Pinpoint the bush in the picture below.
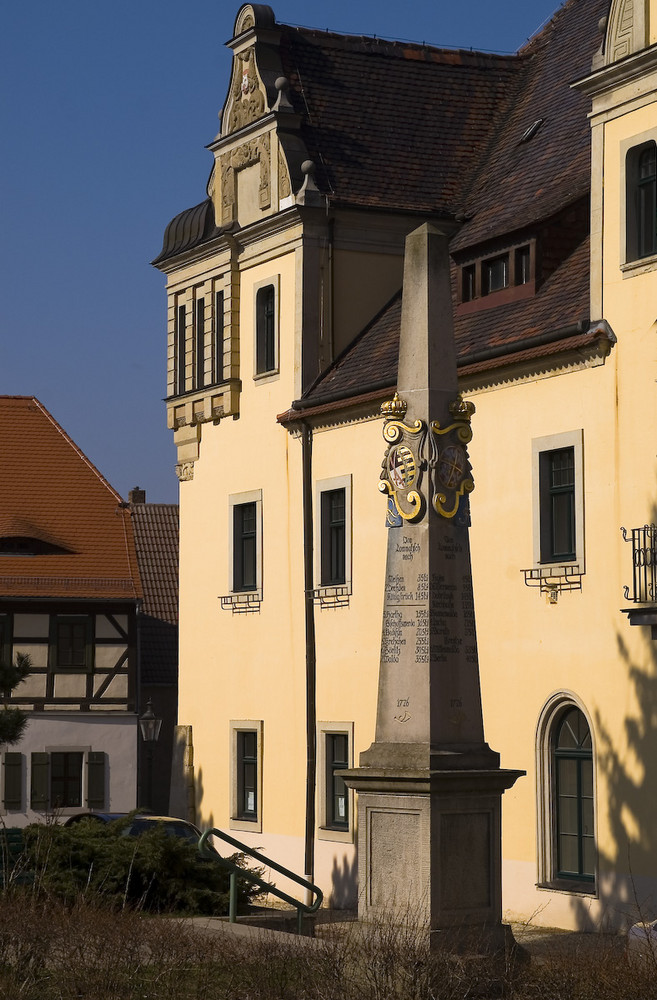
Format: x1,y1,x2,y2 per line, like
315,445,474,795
21,817,265,915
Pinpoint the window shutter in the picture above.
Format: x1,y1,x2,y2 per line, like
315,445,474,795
86,752,106,809
3,753,22,810
30,753,50,811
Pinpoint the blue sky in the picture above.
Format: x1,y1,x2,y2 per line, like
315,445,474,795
1,0,563,503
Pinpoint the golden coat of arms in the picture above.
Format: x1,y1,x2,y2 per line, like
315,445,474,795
379,393,475,523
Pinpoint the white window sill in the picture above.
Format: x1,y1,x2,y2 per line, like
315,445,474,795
230,816,262,834
317,825,354,844
621,252,657,276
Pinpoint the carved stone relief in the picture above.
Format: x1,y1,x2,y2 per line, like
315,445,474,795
228,47,266,133
606,0,648,63
176,462,195,482
278,145,291,200
613,0,634,59
219,133,271,226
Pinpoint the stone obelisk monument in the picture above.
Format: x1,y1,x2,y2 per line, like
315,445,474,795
343,223,523,950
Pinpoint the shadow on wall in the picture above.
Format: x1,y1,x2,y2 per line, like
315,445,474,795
195,766,215,832
568,533,657,931
330,850,358,909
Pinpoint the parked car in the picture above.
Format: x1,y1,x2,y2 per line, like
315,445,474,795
63,813,213,849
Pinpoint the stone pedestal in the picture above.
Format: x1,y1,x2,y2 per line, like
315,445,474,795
342,223,524,952
347,767,522,949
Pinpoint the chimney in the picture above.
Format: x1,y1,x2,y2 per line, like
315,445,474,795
129,486,146,505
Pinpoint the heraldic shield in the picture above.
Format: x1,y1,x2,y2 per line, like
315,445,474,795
379,393,475,525
379,394,427,523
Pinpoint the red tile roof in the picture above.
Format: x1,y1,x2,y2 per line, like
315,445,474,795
0,397,141,601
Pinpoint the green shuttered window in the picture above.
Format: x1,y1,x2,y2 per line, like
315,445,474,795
3,753,22,810
29,750,106,811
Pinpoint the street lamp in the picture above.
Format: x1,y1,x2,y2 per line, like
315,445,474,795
139,699,162,812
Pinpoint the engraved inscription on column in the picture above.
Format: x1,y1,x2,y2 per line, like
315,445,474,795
429,571,460,663
461,575,478,663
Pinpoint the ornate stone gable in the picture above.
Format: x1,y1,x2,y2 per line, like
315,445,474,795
227,47,266,133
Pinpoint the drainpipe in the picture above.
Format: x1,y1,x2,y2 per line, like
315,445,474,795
301,420,317,900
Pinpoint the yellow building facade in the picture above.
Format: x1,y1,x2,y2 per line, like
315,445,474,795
156,0,657,930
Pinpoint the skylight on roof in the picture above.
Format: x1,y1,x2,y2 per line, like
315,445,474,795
520,118,545,144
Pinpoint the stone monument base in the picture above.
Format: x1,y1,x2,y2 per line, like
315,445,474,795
343,764,524,951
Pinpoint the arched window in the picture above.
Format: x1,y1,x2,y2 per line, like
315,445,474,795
553,707,595,882
536,696,596,891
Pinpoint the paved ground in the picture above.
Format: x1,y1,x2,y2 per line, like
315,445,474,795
186,911,627,960
508,921,625,959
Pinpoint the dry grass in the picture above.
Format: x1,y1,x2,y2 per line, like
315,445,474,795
0,893,656,999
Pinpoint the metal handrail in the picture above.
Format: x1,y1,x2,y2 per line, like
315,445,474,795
198,827,323,935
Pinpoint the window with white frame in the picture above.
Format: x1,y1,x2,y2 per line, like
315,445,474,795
621,129,657,270
626,140,657,263
536,696,596,892
317,721,354,843
315,476,352,601
532,431,584,571
253,277,279,378
229,720,263,833
228,491,263,596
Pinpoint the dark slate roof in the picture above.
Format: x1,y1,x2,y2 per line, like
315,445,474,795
130,503,179,687
453,0,610,252
278,0,611,418
280,232,593,417
153,199,221,266
279,33,521,216
299,292,402,403
454,235,591,357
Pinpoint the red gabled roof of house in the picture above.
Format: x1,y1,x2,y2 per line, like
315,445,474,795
0,396,141,601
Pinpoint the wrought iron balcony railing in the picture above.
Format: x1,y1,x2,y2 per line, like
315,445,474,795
621,524,657,604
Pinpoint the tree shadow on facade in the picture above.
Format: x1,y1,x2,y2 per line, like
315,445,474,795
329,849,358,909
569,621,657,931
